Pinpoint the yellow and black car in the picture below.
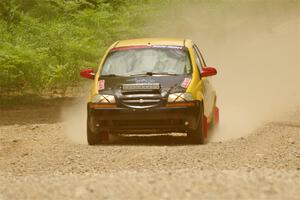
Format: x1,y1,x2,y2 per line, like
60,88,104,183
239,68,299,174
80,38,219,145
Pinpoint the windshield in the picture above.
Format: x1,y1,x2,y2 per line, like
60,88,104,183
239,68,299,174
101,47,192,76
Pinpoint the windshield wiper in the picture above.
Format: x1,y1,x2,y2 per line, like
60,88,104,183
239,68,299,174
131,72,179,76
101,74,130,77
152,72,179,76
101,74,118,77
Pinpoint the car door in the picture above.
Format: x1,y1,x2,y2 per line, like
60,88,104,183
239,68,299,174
192,44,216,121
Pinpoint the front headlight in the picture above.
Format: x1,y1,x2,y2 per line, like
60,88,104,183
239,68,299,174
167,92,194,102
91,94,116,103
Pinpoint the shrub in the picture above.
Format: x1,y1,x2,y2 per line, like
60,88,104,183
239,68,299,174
0,0,164,96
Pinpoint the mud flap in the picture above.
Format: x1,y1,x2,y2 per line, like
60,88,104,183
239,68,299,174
203,115,208,138
214,106,219,125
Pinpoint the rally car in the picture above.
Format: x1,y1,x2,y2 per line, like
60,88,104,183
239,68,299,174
80,38,218,145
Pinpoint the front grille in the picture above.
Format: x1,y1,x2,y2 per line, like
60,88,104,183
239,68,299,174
118,93,163,107
118,83,163,108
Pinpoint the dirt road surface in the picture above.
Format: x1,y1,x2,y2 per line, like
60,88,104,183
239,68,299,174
0,100,299,200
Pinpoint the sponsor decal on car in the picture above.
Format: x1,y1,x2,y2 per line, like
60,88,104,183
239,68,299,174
122,83,160,90
151,45,184,49
98,80,105,90
134,77,156,83
181,78,191,88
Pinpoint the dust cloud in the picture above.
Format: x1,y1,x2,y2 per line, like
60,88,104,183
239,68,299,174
61,98,88,144
147,0,300,140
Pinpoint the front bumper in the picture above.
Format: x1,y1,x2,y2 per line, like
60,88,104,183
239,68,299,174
87,101,202,134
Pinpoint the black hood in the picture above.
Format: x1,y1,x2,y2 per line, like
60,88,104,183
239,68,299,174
98,75,192,108
99,74,191,94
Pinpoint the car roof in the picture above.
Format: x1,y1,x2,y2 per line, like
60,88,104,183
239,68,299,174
115,38,188,48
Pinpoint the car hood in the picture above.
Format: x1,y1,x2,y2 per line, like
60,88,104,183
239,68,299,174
98,75,192,94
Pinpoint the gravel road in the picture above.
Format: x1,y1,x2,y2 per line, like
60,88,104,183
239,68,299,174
0,102,299,200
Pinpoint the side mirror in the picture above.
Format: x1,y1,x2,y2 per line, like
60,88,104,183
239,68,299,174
80,68,95,79
201,67,217,77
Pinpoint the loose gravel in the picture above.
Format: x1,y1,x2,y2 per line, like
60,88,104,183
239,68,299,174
0,106,299,200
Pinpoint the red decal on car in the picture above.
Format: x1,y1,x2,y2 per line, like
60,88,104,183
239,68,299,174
98,80,105,90
181,78,191,88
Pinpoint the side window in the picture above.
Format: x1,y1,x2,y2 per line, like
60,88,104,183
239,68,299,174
192,45,203,73
194,45,207,67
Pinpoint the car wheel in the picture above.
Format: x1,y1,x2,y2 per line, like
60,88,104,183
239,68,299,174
87,117,108,145
188,104,206,144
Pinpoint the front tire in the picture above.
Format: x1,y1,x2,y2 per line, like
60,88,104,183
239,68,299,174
87,123,101,145
188,103,206,144
87,117,108,145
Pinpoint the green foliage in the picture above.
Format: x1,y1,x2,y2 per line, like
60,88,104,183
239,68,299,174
0,0,163,96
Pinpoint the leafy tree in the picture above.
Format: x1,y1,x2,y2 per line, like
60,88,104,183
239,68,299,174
0,0,163,96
